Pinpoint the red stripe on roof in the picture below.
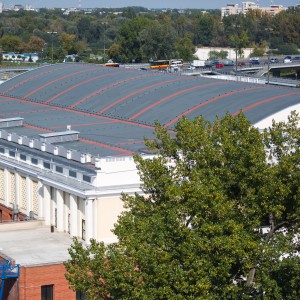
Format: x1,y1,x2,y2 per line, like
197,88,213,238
69,74,150,109
232,91,300,116
97,77,184,114
79,138,135,155
164,86,262,128
23,123,134,155
2,65,74,94
50,121,114,129
24,67,100,98
129,81,225,121
45,71,123,104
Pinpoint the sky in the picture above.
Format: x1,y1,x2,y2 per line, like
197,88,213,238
2,1,300,10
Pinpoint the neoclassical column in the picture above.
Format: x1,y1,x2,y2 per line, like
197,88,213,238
15,172,20,208
37,181,43,220
85,199,94,243
56,189,64,232
4,169,9,206
25,176,31,215
69,194,78,238
43,184,51,225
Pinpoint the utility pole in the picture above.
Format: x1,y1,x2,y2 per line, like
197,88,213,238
102,23,107,63
47,31,57,64
265,27,273,85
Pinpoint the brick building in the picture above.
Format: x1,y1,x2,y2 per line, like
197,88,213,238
0,222,79,300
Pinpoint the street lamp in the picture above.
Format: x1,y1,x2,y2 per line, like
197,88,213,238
233,24,240,74
265,27,273,84
102,23,107,63
47,31,57,64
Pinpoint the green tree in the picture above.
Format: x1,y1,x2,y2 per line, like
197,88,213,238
25,36,46,53
59,32,76,55
65,112,300,299
139,22,177,61
175,34,195,61
0,34,22,52
230,30,248,60
117,16,154,62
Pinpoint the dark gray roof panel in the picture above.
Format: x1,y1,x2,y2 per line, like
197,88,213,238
0,63,300,157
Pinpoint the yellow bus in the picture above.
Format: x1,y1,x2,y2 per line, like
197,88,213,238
149,60,170,69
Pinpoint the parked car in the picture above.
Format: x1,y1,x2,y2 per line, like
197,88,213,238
293,56,300,61
270,58,279,63
211,59,220,66
284,56,292,63
204,60,212,67
215,63,224,69
250,59,260,65
238,61,246,67
224,60,235,66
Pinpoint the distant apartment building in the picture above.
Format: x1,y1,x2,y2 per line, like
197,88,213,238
221,2,286,17
221,3,239,17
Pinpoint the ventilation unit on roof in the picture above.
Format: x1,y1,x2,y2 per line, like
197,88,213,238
0,117,24,128
39,130,79,144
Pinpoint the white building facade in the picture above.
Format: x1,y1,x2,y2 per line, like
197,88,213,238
0,118,145,244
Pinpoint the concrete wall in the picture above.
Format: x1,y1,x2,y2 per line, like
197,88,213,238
194,47,254,61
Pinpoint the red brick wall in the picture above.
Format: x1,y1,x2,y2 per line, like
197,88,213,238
0,203,27,223
18,263,76,300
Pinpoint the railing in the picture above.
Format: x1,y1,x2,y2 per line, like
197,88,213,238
0,260,20,279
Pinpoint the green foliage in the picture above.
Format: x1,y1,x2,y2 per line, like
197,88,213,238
209,50,228,60
65,112,300,299
0,8,300,62
250,46,266,57
175,34,195,61
275,43,299,55
230,30,248,57
0,34,22,52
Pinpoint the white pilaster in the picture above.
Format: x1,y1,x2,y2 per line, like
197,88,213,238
43,185,51,225
85,199,94,243
26,176,31,215
38,181,43,220
69,194,78,237
56,189,64,232
4,169,9,206
15,172,20,208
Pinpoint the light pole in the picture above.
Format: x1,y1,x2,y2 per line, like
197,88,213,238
233,24,240,74
102,23,107,63
265,27,273,85
47,31,57,64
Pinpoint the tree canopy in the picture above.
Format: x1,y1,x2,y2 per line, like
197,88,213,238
65,112,300,299
1,7,300,62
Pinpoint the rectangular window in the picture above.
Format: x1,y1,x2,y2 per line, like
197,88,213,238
76,291,86,300
69,170,77,178
20,154,26,161
9,150,16,157
0,147,5,154
41,285,53,300
55,166,63,173
43,162,51,169
31,158,38,165
82,175,91,183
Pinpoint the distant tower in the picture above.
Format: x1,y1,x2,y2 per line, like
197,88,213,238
78,0,82,9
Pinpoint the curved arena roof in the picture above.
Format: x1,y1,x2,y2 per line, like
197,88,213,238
0,63,300,157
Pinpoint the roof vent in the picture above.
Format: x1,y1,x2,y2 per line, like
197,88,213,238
0,117,24,128
39,130,79,144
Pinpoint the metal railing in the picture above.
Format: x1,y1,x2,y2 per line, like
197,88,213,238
0,260,20,279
